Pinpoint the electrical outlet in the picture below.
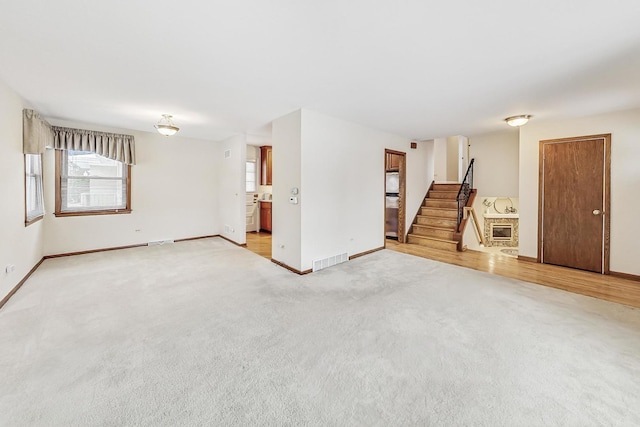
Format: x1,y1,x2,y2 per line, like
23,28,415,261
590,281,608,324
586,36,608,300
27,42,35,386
5,264,15,274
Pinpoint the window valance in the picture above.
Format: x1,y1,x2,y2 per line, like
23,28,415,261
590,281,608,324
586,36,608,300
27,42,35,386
52,127,136,165
23,109,136,165
23,109,53,154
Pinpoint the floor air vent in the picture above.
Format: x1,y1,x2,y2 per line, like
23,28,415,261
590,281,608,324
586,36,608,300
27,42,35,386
312,252,348,272
148,240,175,246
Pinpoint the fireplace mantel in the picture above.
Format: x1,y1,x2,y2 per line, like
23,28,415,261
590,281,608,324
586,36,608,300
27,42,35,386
483,216,519,247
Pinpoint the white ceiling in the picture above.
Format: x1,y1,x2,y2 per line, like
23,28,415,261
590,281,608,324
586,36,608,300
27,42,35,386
1,0,639,141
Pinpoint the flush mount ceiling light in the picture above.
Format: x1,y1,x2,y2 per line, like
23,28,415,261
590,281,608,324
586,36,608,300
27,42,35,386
154,114,180,136
505,115,531,127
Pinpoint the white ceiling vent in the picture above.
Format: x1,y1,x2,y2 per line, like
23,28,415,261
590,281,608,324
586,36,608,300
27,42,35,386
313,252,348,272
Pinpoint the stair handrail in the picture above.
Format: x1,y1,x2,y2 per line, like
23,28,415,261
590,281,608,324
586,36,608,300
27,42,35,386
456,158,475,232
464,206,485,246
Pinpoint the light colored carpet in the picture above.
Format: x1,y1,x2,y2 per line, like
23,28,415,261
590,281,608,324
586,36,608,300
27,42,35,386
1,238,639,426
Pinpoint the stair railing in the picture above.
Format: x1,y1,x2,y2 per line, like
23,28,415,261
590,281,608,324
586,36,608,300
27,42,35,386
456,158,475,232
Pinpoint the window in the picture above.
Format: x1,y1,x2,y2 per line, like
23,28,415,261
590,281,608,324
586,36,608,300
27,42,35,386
25,154,45,225
55,150,131,216
246,160,257,192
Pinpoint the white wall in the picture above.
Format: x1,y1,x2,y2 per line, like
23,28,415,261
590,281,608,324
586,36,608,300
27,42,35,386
271,110,302,270
43,119,220,254
519,107,640,275
217,134,247,244
458,136,469,182
468,130,519,197
299,109,433,272
433,138,447,182
0,79,44,301
446,136,459,181
435,135,470,183
246,145,258,161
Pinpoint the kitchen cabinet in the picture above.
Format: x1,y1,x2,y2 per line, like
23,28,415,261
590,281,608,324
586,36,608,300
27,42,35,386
261,145,273,185
386,152,401,171
259,201,272,232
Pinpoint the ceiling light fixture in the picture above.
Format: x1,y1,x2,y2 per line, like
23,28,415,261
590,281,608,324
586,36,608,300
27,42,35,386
154,114,180,136
505,115,531,127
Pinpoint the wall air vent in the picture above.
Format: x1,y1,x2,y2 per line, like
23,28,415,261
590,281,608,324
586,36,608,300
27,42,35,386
312,252,349,272
224,149,231,158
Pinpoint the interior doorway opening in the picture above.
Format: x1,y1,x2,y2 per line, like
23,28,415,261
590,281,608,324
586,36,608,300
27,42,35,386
385,150,406,243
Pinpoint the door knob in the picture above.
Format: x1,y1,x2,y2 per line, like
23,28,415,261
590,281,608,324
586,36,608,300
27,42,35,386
592,209,601,215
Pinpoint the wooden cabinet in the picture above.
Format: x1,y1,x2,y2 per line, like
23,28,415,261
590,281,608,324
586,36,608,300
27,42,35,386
261,145,273,185
386,152,401,171
259,201,272,232
259,146,273,231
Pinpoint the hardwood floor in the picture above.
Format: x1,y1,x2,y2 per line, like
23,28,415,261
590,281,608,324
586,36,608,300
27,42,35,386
244,232,640,308
245,232,272,259
386,240,640,309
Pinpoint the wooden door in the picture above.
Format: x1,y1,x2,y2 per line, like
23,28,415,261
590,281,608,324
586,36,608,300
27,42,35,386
539,135,610,273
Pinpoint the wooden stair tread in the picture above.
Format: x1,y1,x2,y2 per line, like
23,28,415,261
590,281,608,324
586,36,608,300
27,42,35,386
424,200,459,208
420,207,458,219
416,217,458,227
408,234,458,244
433,183,461,187
412,224,456,232
422,206,457,211
417,214,457,220
427,191,459,199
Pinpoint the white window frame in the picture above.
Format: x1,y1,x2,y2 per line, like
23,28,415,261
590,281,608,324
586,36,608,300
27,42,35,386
246,160,257,193
25,153,45,225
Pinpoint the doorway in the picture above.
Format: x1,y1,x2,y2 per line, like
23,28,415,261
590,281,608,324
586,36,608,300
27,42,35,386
385,149,406,243
538,134,611,273
433,136,469,183
245,231,272,259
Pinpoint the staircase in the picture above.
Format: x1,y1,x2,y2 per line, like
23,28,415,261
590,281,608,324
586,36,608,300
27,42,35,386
407,183,462,251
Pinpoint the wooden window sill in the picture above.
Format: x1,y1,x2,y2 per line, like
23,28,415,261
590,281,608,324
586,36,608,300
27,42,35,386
24,215,44,227
54,209,132,217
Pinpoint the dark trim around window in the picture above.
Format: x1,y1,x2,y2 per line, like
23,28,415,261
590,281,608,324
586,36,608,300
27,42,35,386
25,216,44,226
54,149,132,217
